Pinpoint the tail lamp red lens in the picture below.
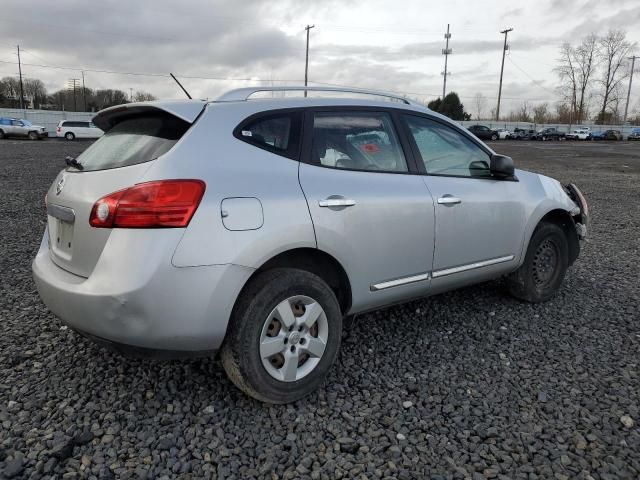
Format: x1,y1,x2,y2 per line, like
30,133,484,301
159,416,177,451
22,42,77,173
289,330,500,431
89,180,206,228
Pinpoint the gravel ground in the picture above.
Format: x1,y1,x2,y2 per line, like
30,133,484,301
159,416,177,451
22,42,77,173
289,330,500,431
0,139,639,479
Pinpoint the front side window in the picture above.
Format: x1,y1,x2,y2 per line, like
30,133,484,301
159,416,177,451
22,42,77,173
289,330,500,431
404,115,491,178
311,112,408,173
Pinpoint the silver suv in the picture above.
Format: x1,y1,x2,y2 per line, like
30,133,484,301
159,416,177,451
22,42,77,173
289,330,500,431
33,87,588,403
0,117,48,140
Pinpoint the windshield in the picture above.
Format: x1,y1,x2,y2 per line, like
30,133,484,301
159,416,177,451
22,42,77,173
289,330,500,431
75,113,189,172
21,120,32,126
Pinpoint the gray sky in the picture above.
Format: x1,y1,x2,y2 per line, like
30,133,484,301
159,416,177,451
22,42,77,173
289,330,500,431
1,0,639,114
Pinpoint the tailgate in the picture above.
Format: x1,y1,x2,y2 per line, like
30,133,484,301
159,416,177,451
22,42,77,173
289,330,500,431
46,163,151,278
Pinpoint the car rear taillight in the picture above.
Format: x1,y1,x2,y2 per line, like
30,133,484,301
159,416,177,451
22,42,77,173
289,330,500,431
56,127,60,133
89,180,206,228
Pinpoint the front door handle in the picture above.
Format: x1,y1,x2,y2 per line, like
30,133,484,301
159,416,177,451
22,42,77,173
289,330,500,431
318,197,356,208
437,195,462,205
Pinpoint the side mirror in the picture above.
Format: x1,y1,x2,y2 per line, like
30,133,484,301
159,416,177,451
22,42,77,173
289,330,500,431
490,154,514,179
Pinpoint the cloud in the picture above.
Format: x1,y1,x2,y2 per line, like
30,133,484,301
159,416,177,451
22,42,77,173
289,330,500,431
0,0,637,106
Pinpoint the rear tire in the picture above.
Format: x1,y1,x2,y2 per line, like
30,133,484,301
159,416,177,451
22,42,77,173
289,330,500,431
65,132,75,141
221,268,342,404
0,130,4,139
506,222,569,303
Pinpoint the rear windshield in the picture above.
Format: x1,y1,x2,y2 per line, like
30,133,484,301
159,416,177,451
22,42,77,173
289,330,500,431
75,113,189,172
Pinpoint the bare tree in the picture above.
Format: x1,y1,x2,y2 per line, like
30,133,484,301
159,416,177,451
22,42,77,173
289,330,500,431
555,102,573,123
555,43,578,119
574,34,598,124
0,76,21,98
555,35,598,124
597,30,635,123
22,78,48,109
473,92,487,120
133,91,157,102
518,101,532,122
533,103,549,124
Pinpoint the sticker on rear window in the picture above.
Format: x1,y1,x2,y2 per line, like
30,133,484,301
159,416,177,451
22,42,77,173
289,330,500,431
241,130,253,137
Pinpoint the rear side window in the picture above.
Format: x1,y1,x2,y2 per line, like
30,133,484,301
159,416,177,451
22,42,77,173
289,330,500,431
75,113,189,172
65,121,89,128
311,111,408,173
235,111,302,159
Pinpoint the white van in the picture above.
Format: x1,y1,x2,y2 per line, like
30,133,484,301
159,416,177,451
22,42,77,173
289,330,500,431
56,120,104,140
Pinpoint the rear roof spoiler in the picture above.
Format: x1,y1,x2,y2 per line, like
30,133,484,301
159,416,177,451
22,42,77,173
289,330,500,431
93,100,206,132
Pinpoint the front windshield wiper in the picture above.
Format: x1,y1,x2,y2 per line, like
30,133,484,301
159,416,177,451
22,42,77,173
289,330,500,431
65,156,84,170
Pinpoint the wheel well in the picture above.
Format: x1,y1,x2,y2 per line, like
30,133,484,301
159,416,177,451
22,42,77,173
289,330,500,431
252,248,352,314
538,209,580,265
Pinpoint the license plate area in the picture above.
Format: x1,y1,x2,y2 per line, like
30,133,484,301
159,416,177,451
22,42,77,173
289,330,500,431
47,204,76,260
54,219,74,257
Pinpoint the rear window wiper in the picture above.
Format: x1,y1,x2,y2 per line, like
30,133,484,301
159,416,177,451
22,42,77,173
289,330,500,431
65,156,84,170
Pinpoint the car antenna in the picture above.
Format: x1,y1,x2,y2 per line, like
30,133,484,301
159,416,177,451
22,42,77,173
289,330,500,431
170,73,192,99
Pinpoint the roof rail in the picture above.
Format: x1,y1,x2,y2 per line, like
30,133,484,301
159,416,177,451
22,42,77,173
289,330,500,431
215,86,417,105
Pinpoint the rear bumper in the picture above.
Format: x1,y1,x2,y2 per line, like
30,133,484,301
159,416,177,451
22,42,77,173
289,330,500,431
32,230,254,353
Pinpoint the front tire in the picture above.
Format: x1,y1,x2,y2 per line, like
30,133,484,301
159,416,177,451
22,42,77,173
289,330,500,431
506,222,569,303
491,134,498,141
221,268,342,403
28,131,38,140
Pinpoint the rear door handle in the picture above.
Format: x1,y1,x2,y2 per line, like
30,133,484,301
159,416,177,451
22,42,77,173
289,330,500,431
437,195,462,205
318,197,356,208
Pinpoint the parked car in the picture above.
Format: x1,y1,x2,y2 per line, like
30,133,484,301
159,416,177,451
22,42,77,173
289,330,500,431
591,130,622,141
532,127,565,141
566,129,591,141
628,128,640,140
56,120,104,140
512,128,536,140
467,124,500,141
467,125,500,141
0,117,48,140
32,86,589,403
496,128,512,140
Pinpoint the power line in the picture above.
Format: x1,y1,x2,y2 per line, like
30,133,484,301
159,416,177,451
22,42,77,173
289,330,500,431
506,56,557,96
0,57,558,104
0,59,300,82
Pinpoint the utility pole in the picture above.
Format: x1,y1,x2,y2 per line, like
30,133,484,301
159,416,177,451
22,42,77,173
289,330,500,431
441,24,452,99
496,28,513,121
81,71,87,112
304,24,315,97
67,78,80,111
17,45,25,110
130,88,133,102
623,55,637,124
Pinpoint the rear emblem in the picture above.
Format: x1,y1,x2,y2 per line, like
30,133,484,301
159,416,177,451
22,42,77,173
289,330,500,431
56,177,65,195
